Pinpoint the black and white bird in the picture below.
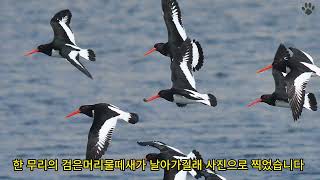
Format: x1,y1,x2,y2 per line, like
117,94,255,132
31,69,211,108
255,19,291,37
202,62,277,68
25,9,96,79
256,44,320,77
65,103,139,159
137,141,202,180
143,39,216,107
193,153,227,180
249,44,317,121
144,0,204,72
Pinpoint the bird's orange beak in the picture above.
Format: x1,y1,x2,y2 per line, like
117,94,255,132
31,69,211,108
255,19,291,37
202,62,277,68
256,64,273,74
143,94,160,102
247,98,262,107
24,49,39,56
144,48,156,56
65,109,81,118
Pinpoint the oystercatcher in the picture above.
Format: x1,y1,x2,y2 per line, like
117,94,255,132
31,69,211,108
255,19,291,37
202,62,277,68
143,39,216,107
24,9,96,79
144,0,204,72
137,141,201,180
256,44,320,77
193,152,227,180
249,44,317,121
65,103,139,159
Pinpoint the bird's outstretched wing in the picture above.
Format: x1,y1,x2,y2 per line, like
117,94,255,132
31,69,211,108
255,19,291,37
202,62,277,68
162,0,187,47
171,38,196,90
286,72,312,121
50,9,77,45
60,45,93,79
86,117,117,159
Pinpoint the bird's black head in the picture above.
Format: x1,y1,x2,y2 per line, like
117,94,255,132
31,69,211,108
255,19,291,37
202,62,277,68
24,43,53,57
256,44,290,74
65,104,95,119
154,43,169,56
37,44,53,56
79,105,95,117
159,89,174,102
261,94,275,106
272,59,288,73
144,43,169,57
143,89,173,103
247,94,274,107
146,153,161,162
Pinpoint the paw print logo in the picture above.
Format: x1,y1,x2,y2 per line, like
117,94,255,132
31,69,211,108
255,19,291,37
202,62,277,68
302,2,315,15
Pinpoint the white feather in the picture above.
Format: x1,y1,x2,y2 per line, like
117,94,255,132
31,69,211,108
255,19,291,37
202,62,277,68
291,73,312,108
183,89,211,105
300,62,320,77
191,42,199,69
171,3,187,41
303,93,314,111
108,105,131,122
301,50,314,64
180,51,196,89
96,117,117,151
65,44,92,61
68,51,84,68
58,16,76,45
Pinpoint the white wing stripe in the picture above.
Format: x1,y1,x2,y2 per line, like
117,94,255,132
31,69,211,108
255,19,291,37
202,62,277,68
68,51,84,68
300,62,320,77
58,16,76,45
166,145,184,154
96,117,118,150
192,42,199,69
180,52,196,89
171,3,187,41
301,50,314,64
65,44,81,50
184,89,208,100
293,73,312,104
108,106,131,122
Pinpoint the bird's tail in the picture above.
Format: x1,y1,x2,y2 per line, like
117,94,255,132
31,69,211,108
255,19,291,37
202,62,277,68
304,93,317,111
127,113,139,124
79,49,96,61
200,94,217,107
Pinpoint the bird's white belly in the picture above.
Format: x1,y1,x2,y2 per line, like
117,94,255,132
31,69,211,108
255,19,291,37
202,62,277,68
275,100,290,108
51,50,63,58
173,94,198,104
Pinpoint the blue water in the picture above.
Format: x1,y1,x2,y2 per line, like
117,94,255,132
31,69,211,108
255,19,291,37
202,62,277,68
1,0,320,179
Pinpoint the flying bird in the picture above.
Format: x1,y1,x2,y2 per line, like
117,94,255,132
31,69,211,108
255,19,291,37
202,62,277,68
25,9,96,79
65,103,139,159
256,44,320,77
143,39,216,107
249,44,317,121
193,153,227,180
137,141,202,180
144,0,204,72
